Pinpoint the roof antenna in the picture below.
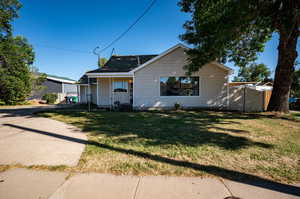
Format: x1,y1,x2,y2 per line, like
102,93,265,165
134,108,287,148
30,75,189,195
110,48,116,57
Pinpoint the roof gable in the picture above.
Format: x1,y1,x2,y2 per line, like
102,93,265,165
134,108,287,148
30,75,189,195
131,43,233,74
130,44,189,73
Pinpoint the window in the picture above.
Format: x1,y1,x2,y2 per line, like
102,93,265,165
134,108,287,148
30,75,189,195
160,77,199,96
113,81,128,92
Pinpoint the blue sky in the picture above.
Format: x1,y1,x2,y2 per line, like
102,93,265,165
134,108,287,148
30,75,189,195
13,0,298,80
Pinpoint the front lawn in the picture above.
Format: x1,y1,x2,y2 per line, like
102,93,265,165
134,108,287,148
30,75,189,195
38,110,300,183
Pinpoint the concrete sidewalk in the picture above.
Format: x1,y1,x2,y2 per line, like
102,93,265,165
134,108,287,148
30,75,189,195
0,105,87,166
0,168,299,199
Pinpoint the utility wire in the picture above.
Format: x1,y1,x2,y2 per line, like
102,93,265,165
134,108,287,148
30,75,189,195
33,0,156,55
98,0,157,54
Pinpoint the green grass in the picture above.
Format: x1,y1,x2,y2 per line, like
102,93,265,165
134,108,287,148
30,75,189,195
37,110,300,183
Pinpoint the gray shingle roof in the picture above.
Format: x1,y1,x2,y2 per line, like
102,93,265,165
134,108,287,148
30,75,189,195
46,74,76,81
87,54,158,73
78,75,97,84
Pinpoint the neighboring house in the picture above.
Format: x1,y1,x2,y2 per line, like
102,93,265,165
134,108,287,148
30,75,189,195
78,44,233,110
30,74,77,102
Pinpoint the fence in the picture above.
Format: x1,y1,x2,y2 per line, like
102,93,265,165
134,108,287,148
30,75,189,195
229,86,272,112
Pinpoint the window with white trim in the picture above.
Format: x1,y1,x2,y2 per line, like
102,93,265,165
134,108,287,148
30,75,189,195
113,81,128,92
160,77,199,96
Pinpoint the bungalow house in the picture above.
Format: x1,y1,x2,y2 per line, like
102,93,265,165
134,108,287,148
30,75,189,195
78,44,233,110
30,74,78,102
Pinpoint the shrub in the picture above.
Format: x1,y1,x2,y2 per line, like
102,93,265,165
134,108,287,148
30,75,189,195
0,100,5,105
42,93,58,104
174,102,181,110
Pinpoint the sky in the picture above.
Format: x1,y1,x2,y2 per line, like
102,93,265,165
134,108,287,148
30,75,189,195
12,0,299,81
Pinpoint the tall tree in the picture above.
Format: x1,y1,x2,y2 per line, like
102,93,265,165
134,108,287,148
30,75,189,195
0,36,35,104
233,63,271,82
179,0,299,112
0,0,35,104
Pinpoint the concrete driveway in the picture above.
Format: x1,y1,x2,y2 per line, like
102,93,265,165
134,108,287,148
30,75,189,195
0,106,87,166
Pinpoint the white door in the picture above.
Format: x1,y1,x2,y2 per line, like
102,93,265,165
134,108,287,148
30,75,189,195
112,80,130,104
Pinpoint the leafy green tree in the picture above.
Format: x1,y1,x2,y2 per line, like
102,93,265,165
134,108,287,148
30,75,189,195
98,57,107,68
0,36,35,104
291,68,300,97
233,63,271,82
179,0,299,112
0,0,35,104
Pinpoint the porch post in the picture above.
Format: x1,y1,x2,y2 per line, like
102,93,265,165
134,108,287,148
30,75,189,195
78,85,81,103
132,75,135,108
109,78,112,108
88,77,91,112
112,77,114,107
96,78,99,106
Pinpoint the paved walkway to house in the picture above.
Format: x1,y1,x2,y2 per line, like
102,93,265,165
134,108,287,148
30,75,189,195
0,105,86,166
0,168,299,199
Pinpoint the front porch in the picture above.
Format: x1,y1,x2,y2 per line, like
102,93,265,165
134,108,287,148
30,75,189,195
91,77,133,108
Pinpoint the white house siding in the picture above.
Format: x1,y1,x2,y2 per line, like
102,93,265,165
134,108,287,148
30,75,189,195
62,83,78,94
79,86,87,103
133,47,229,109
90,85,97,104
98,78,110,106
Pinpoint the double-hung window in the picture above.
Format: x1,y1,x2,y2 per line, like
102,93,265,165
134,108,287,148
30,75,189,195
160,77,199,96
113,81,128,92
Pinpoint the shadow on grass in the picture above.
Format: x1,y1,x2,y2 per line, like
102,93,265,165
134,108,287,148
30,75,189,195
40,110,272,150
3,123,300,197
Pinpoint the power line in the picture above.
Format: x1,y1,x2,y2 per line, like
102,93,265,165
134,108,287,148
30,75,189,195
34,44,92,54
98,0,157,54
33,0,157,55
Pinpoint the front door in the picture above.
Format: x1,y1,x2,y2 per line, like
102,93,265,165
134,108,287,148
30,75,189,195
112,80,130,105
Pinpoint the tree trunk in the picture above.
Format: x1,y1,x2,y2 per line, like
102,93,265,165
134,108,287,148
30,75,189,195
267,27,298,113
